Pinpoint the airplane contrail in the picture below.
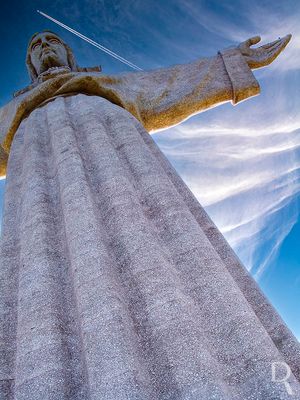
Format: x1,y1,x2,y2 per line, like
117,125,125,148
37,10,143,71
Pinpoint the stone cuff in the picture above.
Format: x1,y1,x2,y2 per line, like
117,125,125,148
219,48,260,104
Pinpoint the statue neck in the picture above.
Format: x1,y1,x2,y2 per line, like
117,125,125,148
14,65,101,98
37,66,72,82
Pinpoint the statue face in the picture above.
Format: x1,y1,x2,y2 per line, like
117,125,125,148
29,32,69,75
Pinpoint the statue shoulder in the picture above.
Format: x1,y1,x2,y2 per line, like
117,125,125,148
0,96,24,177
0,94,25,138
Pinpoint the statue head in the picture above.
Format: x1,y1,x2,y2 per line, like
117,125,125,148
26,31,78,82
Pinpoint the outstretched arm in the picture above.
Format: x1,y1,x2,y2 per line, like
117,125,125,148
0,35,290,177
117,34,291,132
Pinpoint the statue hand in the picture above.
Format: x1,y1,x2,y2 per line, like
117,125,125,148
238,34,292,69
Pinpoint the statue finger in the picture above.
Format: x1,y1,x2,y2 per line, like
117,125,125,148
245,36,261,47
262,34,292,51
281,33,292,47
270,35,291,55
264,35,292,65
261,38,282,50
262,41,283,58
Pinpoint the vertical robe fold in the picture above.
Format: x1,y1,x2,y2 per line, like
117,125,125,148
0,49,300,400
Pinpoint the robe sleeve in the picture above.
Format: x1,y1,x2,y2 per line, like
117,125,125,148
116,48,260,132
0,47,260,178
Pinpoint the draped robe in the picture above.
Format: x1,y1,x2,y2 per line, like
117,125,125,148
1,48,300,400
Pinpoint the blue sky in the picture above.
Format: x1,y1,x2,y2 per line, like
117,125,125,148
0,0,299,338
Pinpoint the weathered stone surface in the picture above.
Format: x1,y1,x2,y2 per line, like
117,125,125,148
1,94,300,399
0,31,299,399
2,31,293,177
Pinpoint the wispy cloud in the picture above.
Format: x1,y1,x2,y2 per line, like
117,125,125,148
154,116,300,277
174,0,300,72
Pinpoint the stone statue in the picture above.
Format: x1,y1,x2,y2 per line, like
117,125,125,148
0,31,299,400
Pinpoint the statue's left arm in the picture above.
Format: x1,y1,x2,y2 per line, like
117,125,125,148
116,35,291,132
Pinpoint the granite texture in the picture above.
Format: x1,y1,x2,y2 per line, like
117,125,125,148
1,93,300,400
0,48,260,177
0,33,299,399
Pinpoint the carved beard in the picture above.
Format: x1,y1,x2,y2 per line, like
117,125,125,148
39,51,66,74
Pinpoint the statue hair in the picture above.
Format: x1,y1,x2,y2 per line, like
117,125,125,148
26,30,79,82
